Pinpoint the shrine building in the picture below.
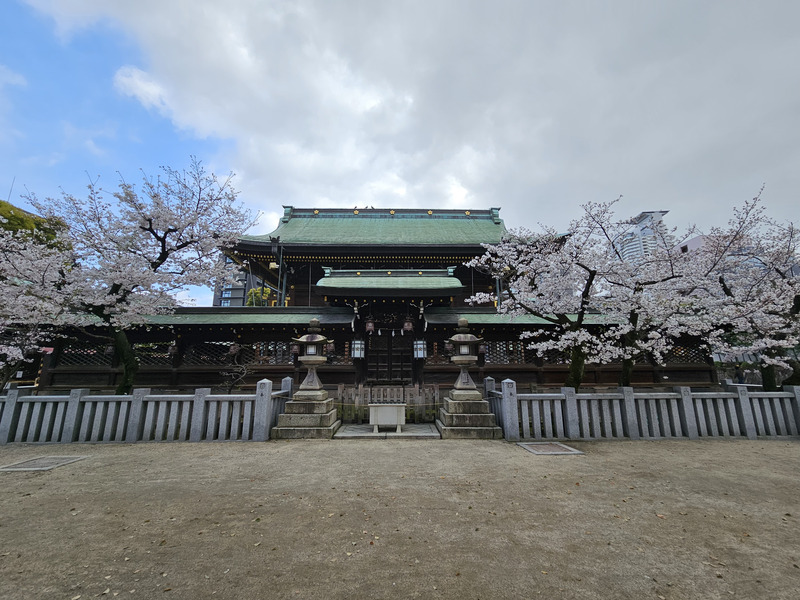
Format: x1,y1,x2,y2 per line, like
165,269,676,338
38,207,715,392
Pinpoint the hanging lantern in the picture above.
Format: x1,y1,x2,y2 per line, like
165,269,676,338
403,317,414,333
413,340,427,359
365,317,375,334
352,339,365,359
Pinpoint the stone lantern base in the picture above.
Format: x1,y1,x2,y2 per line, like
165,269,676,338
436,388,503,439
270,389,341,439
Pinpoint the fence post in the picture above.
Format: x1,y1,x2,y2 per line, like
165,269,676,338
0,388,29,445
784,386,800,435
620,387,640,440
253,379,273,442
125,388,149,442
674,387,699,440
280,377,294,424
500,379,519,441
60,388,87,443
732,385,757,440
189,388,210,442
483,377,495,400
561,387,580,440
281,376,293,396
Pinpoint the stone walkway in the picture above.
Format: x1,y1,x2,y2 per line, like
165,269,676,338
334,422,441,439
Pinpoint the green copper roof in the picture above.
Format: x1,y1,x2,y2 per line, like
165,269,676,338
241,207,507,246
423,308,611,326
317,276,463,291
316,268,464,293
144,307,354,326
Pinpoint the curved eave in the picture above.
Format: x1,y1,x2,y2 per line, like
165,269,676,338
143,307,355,327
233,240,494,255
239,210,506,246
316,276,464,294
423,308,613,326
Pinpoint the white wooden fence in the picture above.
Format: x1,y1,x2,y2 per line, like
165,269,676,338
0,378,292,445
484,378,800,441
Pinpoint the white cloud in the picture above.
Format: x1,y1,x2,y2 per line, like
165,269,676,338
60,121,116,161
84,138,105,157
113,65,170,114
0,64,27,88
0,64,27,144
24,0,800,233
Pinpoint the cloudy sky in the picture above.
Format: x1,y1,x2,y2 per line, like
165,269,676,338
2,0,798,242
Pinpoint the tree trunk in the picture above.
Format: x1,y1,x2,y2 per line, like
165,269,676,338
781,360,800,386
619,311,639,387
565,346,587,391
759,363,779,392
619,357,635,387
0,363,19,393
113,328,138,395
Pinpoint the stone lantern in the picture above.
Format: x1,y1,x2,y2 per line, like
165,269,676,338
435,318,501,440
291,318,330,391
272,318,341,439
447,318,483,390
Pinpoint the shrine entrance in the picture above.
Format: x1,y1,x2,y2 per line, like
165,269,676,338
366,332,413,384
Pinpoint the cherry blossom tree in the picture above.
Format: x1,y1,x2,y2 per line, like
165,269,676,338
691,197,799,390
0,222,87,390
578,202,709,387
468,201,711,389
24,158,255,394
469,195,798,390
467,219,611,389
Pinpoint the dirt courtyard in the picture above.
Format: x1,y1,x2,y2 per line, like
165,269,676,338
1,438,798,600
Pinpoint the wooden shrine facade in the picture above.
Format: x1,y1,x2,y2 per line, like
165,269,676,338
35,207,716,392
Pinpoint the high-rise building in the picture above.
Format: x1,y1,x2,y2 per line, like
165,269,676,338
617,210,669,261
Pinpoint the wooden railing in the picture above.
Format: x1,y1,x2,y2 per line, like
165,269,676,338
335,384,440,424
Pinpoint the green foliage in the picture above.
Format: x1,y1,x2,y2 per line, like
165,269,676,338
0,200,64,240
246,286,271,307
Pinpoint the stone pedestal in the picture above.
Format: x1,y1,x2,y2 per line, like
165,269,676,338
270,355,341,439
436,330,503,440
436,357,503,439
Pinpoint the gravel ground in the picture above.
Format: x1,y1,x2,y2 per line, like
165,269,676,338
0,438,798,600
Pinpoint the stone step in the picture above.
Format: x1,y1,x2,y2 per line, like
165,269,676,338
277,410,338,428
435,419,503,440
443,398,491,414
438,408,497,428
284,399,335,414
270,420,342,440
